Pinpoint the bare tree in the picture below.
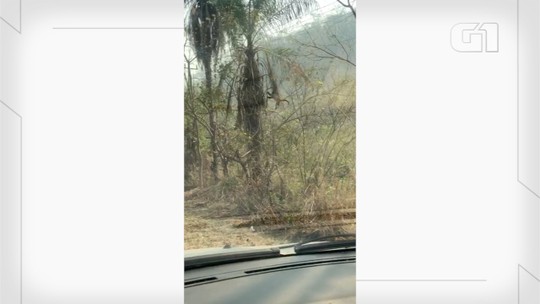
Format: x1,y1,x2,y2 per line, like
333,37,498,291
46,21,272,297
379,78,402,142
337,0,356,18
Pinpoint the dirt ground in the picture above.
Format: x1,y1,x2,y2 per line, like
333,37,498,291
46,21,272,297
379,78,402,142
184,196,287,250
184,214,289,250
183,189,355,250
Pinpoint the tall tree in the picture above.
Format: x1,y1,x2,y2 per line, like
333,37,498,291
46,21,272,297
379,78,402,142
185,0,317,181
185,0,222,182
232,0,317,181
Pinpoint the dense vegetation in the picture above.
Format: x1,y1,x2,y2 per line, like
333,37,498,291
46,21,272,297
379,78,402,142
184,0,355,243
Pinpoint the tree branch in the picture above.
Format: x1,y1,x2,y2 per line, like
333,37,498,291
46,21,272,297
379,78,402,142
294,37,356,67
336,0,356,18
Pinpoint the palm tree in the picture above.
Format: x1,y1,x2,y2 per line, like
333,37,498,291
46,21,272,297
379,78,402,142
185,0,222,182
185,0,317,181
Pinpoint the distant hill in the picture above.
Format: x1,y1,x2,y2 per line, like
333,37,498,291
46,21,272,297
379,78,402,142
262,12,355,89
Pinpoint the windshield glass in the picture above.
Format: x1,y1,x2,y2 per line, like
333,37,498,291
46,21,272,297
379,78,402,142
184,0,356,252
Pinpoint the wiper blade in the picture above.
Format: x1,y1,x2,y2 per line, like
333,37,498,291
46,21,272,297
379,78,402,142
293,234,356,254
185,234,356,270
185,247,281,270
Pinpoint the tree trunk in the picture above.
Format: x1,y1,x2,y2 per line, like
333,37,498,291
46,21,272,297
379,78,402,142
184,56,201,187
241,44,265,181
203,58,219,182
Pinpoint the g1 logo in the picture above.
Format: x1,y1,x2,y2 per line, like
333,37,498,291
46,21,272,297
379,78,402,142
451,23,499,53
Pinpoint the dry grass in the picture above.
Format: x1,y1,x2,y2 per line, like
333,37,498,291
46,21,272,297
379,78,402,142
184,214,290,250
184,177,356,249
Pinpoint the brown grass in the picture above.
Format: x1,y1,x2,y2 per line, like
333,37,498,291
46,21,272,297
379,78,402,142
184,177,355,249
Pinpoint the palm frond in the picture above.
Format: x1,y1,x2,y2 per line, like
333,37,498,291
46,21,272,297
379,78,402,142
260,0,318,28
185,0,223,64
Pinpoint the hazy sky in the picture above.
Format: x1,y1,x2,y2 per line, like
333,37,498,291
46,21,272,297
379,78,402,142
281,0,353,34
185,0,354,73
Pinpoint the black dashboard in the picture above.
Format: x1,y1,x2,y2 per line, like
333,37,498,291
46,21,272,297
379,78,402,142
185,251,355,304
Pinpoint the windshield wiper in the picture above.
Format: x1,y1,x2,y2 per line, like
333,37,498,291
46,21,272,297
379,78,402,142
185,234,355,270
185,247,281,270
292,234,356,254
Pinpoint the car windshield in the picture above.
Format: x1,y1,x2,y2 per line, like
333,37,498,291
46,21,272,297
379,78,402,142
184,0,356,253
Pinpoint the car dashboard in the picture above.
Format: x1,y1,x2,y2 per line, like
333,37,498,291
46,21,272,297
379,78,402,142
185,250,355,304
